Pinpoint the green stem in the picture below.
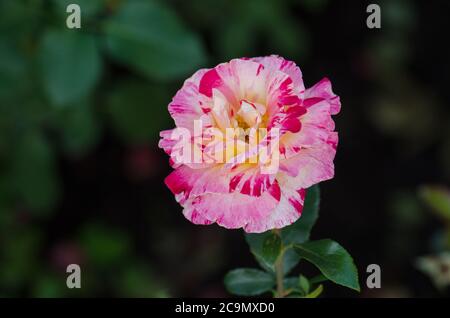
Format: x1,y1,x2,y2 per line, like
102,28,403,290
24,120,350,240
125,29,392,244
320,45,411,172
273,229,284,298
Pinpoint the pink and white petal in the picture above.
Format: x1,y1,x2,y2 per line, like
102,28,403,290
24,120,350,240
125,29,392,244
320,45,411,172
279,141,336,189
158,129,178,156
301,100,336,131
169,69,215,131
158,128,211,169
227,59,268,103
263,68,307,134
165,163,279,203
304,77,341,115
265,71,294,116
244,184,306,233
198,67,223,98
210,89,232,130
279,97,339,158
251,55,305,97
268,105,306,135
280,124,330,158
327,131,338,150
279,109,336,158
159,130,181,168
165,165,230,204
191,181,281,230
182,200,214,225
198,59,269,114
228,165,277,197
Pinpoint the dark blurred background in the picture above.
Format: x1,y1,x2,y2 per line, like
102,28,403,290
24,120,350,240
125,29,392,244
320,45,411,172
1,0,449,297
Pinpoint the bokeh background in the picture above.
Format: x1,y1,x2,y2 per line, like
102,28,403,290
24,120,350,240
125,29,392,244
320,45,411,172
1,0,449,297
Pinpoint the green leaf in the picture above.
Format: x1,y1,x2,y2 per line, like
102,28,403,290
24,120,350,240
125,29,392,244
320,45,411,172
419,185,450,221
11,131,60,214
278,248,301,275
80,223,130,268
294,239,360,291
0,40,28,101
299,274,310,294
32,273,67,298
281,185,320,244
245,231,275,271
55,101,100,156
38,29,101,106
106,81,171,143
246,185,320,274
0,228,42,288
305,284,323,298
115,263,168,298
283,274,310,297
261,232,282,266
283,277,300,292
245,236,297,275
0,1,44,36
224,268,275,296
51,0,105,18
103,0,206,81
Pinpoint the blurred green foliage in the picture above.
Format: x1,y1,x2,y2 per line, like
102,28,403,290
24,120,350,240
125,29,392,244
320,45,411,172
420,186,450,223
104,0,206,80
105,81,171,143
0,0,211,297
416,187,450,291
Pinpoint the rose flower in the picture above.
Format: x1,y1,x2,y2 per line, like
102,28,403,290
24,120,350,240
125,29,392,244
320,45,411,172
159,55,340,233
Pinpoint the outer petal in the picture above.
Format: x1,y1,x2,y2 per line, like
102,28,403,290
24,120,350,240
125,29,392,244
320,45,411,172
304,77,340,115
251,55,305,97
190,181,281,230
158,128,213,169
165,165,230,204
199,59,268,108
279,132,337,189
280,101,335,157
165,164,278,202
268,105,306,135
244,181,306,233
279,77,340,158
228,165,277,197
159,129,178,156
181,200,213,225
168,68,214,131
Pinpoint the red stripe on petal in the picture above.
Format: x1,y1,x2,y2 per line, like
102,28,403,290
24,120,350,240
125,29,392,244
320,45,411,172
297,188,306,200
256,63,264,75
281,95,302,106
286,105,307,117
229,173,244,192
288,197,303,214
268,181,281,201
199,69,223,97
241,180,251,195
303,97,324,107
282,118,301,133
279,77,293,92
165,170,191,197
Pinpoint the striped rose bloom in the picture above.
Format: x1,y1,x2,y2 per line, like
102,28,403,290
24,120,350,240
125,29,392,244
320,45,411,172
159,55,340,233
